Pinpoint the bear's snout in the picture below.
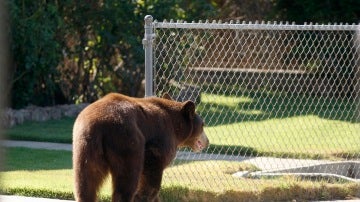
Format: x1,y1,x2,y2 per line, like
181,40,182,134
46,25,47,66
193,131,209,152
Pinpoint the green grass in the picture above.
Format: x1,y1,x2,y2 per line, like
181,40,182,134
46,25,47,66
205,116,360,159
198,93,360,159
1,147,359,202
3,86,359,201
5,92,360,159
5,118,74,143
0,148,74,200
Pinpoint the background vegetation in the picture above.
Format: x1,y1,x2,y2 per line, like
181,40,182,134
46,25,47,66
7,0,360,108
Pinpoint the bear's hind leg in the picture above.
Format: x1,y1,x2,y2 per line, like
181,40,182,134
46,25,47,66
109,155,144,202
74,161,109,202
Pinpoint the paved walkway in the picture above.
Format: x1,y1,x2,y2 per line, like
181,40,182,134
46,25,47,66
2,140,72,151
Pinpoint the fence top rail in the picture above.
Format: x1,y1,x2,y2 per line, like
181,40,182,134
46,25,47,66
153,19,360,31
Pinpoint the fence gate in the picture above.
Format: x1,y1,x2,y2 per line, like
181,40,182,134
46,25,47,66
143,15,360,200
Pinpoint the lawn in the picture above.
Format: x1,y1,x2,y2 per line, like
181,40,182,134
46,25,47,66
198,92,360,159
1,147,359,201
5,118,74,143
2,90,360,201
5,92,360,159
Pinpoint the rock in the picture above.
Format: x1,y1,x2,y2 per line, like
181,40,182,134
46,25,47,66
1,103,89,128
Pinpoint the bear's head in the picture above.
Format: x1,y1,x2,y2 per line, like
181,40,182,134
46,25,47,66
162,93,209,152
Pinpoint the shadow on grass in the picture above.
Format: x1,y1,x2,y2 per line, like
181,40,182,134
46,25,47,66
179,144,259,157
198,85,358,127
160,183,360,202
194,86,360,159
205,144,258,157
0,188,74,201
0,183,360,202
2,183,360,202
203,144,358,160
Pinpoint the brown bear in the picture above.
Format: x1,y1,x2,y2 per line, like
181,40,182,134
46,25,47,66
72,93,209,202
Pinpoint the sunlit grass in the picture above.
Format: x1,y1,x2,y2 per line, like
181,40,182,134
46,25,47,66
199,93,360,159
1,148,359,201
205,116,360,159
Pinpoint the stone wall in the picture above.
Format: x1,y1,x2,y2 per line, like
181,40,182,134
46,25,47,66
1,103,89,128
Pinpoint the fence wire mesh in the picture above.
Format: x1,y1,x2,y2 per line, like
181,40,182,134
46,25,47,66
145,17,360,194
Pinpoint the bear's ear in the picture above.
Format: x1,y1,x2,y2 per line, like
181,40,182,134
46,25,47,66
182,100,195,119
162,93,173,100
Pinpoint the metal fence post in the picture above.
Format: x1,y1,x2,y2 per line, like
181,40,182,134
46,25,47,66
356,27,360,122
143,15,154,97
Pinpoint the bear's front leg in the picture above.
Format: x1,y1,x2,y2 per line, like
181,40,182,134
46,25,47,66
134,148,165,202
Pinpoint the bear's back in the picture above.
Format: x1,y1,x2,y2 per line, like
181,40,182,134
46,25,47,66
73,93,182,139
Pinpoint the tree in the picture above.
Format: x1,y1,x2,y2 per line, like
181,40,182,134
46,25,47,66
9,0,63,108
9,0,217,107
272,0,360,23
57,0,217,103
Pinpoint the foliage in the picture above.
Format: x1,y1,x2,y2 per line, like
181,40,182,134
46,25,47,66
272,0,360,23
212,0,273,21
59,1,156,102
8,0,217,108
9,0,63,108
8,0,359,108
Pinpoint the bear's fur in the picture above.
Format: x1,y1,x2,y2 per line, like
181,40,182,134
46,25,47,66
72,93,209,202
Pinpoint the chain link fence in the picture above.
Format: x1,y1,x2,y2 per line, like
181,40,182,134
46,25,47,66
143,16,360,196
